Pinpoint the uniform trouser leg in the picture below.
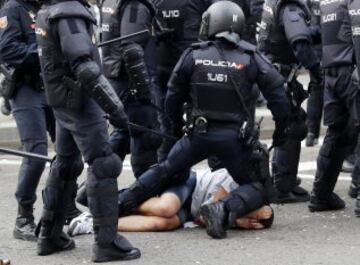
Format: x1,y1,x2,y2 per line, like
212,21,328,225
272,138,301,193
307,84,324,137
118,135,208,215
154,83,174,162
127,103,161,178
37,122,84,255
312,66,360,199
312,126,354,199
109,128,130,161
10,85,49,208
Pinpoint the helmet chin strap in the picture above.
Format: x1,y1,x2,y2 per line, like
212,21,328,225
215,32,241,45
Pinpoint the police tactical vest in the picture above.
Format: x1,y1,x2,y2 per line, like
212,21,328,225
348,0,360,73
156,0,200,71
258,0,310,64
36,1,97,108
320,0,353,67
189,42,255,124
101,0,124,79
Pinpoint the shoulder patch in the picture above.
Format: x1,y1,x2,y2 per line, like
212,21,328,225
0,16,8,29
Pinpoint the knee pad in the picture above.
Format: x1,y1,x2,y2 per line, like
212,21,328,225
48,155,84,182
92,153,122,179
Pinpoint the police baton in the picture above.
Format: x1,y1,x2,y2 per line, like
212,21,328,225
97,29,150,47
0,147,53,162
127,122,177,141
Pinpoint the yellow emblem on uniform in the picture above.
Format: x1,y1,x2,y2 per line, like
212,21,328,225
0,16,8,29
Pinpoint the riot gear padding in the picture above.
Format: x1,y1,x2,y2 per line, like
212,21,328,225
75,61,126,118
92,153,123,180
283,5,311,45
121,43,152,101
199,1,245,41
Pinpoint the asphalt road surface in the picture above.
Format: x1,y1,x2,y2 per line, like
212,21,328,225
0,139,360,265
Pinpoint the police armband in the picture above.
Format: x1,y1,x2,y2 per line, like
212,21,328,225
121,43,152,102
75,61,125,117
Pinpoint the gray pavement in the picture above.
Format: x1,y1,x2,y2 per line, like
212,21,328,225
1,142,360,265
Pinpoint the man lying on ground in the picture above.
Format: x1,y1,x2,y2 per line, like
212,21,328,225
68,168,274,235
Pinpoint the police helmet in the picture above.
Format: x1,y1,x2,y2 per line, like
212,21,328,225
199,1,245,43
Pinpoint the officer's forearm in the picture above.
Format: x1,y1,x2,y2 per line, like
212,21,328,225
121,43,152,98
265,85,290,124
75,60,125,116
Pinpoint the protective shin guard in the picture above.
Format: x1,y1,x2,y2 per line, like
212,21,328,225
312,140,347,200
87,169,140,262
272,139,301,194
37,177,76,256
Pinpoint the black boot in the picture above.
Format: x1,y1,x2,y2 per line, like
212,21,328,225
87,168,140,263
1,98,11,116
308,192,345,212
306,132,318,147
13,205,36,241
199,201,228,239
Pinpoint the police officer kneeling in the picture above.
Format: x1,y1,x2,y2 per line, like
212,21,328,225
117,1,290,239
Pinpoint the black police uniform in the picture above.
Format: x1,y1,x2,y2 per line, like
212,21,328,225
154,0,263,162
101,0,161,178
117,39,290,226
306,0,324,145
0,0,55,241
348,0,360,216
308,0,357,211
35,0,139,261
258,0,321,202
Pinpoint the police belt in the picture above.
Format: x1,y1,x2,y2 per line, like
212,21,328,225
192,116,241,133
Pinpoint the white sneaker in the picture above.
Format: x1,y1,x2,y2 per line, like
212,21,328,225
68,211,94,237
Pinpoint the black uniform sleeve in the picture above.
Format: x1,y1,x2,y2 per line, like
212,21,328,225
120,1,152,46
280,4,319,69
165,48,194,129
0,5,38,66
254,52,290,123
56,17,94,69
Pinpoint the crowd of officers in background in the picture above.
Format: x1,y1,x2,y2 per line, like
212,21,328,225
1,0,360,263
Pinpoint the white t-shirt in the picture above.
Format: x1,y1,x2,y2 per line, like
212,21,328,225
190,168,239,220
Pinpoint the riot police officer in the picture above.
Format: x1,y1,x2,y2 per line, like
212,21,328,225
0,0,57,241
155,0,264,162
258,0,322,203
101,0,161,178
35,0,140,261
306,0,324,147
348,0,360,217
117,0,290,239
308,0,357,212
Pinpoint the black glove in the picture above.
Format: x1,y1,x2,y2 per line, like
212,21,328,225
272,121,288,147
108,110,129,129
